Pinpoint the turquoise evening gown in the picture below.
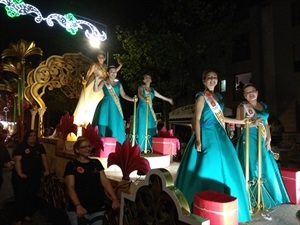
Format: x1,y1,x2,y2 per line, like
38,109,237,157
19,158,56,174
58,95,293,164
135,86,157,152
92,82,126,144
235,102,290,209
175,92,251,223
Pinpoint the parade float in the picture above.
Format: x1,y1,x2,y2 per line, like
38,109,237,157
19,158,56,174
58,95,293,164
0,40,206,224
0,0,208,223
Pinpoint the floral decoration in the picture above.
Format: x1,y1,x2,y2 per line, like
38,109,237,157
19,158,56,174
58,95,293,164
81,124,103,154
56,112,77,140
157,126,174,138
77,167,84,174
107,140,151,180
23,100,30,109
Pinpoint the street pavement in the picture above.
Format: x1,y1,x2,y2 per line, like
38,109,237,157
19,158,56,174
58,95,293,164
1,166,300,225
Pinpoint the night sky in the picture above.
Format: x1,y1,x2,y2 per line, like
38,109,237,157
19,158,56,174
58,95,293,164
0,0,162,126
0,0,160,60
0,0,264,126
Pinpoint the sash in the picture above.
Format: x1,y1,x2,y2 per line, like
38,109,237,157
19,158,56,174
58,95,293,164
105,82,124,118
87,64,107,86
98,65,108,79
145,87,157,123
242,102,266,139
203,91,225,130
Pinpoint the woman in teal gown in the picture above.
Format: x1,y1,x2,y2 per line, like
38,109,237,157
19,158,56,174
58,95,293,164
73,51,123,127
135,74,173,152
235,83,289,209
92,65,137,144
175,70,251,223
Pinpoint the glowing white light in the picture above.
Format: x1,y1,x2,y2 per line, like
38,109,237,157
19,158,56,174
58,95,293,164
89,36,101,49
0,0,107,42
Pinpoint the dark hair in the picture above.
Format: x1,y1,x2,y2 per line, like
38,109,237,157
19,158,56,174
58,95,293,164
107,65,116,72
242,83,256,91
97,51,106,57
202,69,218,82
143,74,151,79
73,137,90,155
21,129,37,145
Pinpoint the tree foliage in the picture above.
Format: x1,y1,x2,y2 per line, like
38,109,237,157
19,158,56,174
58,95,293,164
115,0,236,101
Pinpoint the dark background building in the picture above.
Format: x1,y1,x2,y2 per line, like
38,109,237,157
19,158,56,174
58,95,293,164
1,0,300,133
220,0,300,133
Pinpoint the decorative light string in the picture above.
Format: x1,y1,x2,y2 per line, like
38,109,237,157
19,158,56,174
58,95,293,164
0,0,107,44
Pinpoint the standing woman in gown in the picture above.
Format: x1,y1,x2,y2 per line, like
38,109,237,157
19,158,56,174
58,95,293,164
235,83,289,209
175,69,251,223
92,65,137,144
135,74,173,152
73,52,122,127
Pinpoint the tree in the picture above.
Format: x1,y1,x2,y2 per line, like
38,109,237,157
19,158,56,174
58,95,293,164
115,0,236,102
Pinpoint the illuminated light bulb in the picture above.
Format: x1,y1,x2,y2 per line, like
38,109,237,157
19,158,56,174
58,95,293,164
65,132,77,151
89,36,100,48
77,127,82,137
0,0,107,42
67,132,77,141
